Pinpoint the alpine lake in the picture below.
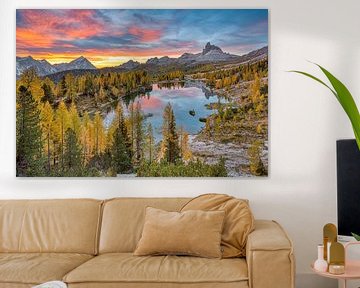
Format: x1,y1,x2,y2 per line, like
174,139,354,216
104,81,227,142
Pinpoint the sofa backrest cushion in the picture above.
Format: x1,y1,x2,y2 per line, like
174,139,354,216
0,199,102,254
181,194,254,258
99,198,189,253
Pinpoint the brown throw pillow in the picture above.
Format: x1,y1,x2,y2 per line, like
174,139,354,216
181,194,254,258
134,207,225,258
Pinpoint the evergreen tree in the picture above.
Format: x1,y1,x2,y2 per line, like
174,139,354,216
134,102,144,163
60,76,67,98
80,111,93,163
161,103,180,163
251,73,261,105
40,101,54,174
84,74,95,96
110,103,133,173
111,127,132,174
116,104,132,159
93,112,106,155
55,101,69,169
77,75,86,93
179,127,192,161
248,140,267,176
16,85,44,176
145,123,155,163
63,128,82,173
128,102,135,154
69,103,81,138
205,118,212,137
99,85,106,101
65,73,77,102
41,82,54,104
18,68,44,103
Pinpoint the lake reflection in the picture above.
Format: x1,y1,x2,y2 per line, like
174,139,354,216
105,82,222,142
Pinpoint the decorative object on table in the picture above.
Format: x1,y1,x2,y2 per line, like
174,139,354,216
314,244,328,272
312,229,360,288
328,264,345,275
323,223,337,262
32,281,67,288
329,242,345,275
16,9,269,178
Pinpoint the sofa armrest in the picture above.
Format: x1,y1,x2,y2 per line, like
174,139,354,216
246,220,295,288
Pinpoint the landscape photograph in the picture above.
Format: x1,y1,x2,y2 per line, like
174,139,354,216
16,9,269,177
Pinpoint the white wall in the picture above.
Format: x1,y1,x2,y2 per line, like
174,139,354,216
1,0,359,287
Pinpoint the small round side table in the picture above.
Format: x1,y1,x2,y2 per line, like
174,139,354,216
311,242,360,288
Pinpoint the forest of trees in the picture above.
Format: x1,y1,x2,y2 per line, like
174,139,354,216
192,59,268,89
16,56,269,177
16,68,226,177
156,70,185,82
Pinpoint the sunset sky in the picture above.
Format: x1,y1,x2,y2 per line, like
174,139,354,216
16,9,268,68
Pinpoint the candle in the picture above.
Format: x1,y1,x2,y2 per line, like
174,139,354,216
328,264,345,275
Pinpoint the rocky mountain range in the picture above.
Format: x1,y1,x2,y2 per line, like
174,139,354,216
16,55,96,78
118,59,141,70
141,42,241,67
16,43,268,78
16,56,57,78
53,56,96,72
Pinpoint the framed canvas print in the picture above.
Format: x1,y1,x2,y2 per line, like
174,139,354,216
16,9,269,177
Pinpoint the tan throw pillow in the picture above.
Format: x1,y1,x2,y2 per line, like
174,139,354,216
134,207,225,258
181,194,254,258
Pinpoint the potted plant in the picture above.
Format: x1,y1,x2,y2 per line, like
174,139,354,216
291,64,360,240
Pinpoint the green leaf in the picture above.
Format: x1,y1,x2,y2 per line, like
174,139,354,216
316,65,360,150
289,70,337,98
290,65,360,150
351,232,360,241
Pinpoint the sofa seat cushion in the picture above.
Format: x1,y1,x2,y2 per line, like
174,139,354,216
64,253,248,285
0,253,93,285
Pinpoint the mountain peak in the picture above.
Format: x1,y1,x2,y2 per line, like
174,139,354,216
16,55,57,78
202,42,223,55
62,56,96,70
18,55,34,61
72,56,90,63
119,59,141,70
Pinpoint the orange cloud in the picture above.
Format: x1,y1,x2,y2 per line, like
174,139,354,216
17,28,55,48
128,26,162,42
16,10,198,67
17,10,105,48
16,10,199,68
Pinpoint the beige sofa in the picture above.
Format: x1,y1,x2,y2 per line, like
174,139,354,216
0,198,295,288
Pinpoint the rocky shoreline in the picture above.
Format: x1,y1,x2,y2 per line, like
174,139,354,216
188,134,268,177
186,74,268,177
